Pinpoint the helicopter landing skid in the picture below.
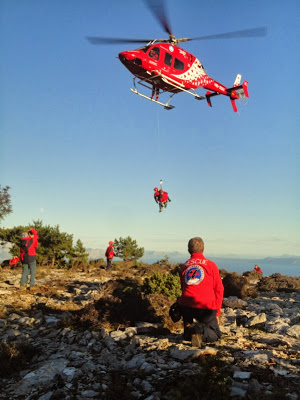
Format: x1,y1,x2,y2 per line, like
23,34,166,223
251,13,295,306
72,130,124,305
130,78,175,110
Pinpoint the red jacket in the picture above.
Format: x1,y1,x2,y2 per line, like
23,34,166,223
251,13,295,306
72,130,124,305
19,229,39,264
160,191,168,202
9,257,20,267
178,252,224,316
158,190,170,203
154,191,160,202
105,246,114,259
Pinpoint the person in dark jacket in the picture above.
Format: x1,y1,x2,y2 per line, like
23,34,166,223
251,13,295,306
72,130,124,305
19,229,39,289
105,241,114,271
178,237,224,346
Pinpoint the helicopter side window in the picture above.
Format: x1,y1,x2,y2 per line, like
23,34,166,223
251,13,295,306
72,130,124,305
174,58,184,71
149,47,160,61
164,52,173,66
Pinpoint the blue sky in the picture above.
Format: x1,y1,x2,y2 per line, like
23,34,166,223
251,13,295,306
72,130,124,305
1,0,299,258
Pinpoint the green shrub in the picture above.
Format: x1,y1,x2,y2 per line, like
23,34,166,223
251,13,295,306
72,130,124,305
141,272,181,301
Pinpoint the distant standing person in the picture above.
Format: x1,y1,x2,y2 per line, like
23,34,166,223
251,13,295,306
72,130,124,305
177,237,224,346
254,264,262,274
105,241,114,270
20,229,39,290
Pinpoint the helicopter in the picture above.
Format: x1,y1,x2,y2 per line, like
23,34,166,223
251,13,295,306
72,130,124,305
87,1,266,112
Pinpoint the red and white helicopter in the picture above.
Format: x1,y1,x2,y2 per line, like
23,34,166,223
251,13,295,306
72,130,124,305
87,1,266,111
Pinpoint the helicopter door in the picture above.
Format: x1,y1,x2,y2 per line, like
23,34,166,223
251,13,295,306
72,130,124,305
160,51,173,75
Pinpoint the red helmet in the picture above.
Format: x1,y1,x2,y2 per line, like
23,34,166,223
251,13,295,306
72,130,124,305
154,187,158,191
109,241,113,245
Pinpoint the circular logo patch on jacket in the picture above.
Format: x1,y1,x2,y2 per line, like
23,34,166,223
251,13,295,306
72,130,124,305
184,265,205,285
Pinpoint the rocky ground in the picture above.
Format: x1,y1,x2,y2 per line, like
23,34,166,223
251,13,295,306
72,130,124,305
0,263,299,400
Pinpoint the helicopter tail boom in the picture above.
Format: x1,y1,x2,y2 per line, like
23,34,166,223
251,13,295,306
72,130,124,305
206,77,249,112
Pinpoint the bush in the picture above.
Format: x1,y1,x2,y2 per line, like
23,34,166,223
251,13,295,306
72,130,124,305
258,273,300,292
242,270,263,281
154,255,171,267
141,272,181,301
222,272,258,299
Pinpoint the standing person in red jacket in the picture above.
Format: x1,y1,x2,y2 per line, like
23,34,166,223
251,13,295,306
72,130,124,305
105,241,114,271
20,228,39,290
177,237,224,346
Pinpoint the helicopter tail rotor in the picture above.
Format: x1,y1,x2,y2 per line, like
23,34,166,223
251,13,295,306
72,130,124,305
206,75,249,113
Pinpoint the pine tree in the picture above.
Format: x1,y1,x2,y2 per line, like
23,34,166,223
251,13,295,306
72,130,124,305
114,236,144,261
0,220,75,268
73,239,89,263
0,186,12,223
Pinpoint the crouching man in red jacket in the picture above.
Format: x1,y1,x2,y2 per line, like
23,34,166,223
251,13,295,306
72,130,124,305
177,237,224,346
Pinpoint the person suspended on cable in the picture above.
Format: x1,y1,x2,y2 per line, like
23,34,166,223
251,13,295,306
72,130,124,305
153,187,160,203
151,86,160,101
158,189,171,212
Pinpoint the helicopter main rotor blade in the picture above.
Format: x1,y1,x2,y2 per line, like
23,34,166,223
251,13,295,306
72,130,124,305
86,37,155,45
189,27,267,41
144,0,174,38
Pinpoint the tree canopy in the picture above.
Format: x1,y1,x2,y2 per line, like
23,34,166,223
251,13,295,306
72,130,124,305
0,220,88,268
0,186,12,224
114,236,144,261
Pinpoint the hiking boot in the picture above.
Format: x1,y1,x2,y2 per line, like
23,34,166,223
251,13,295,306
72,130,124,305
191,333,203,347
189,322,204,347
183,323,192,341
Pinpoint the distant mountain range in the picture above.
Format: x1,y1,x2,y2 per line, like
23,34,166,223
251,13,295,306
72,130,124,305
86,248,184,262
85,248,300,266
1,245,299,266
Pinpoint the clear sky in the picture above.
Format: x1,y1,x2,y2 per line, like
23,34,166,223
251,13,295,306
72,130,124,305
1,0,299,258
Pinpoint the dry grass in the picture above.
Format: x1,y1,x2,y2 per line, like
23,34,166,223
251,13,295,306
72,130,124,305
0,341,41,378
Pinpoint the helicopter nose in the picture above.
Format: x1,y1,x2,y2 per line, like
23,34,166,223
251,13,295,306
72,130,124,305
119,51,142,67
119,51,136,62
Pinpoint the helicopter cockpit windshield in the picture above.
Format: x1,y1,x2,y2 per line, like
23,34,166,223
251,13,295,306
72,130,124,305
139,46,150,53
148,47,160,60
